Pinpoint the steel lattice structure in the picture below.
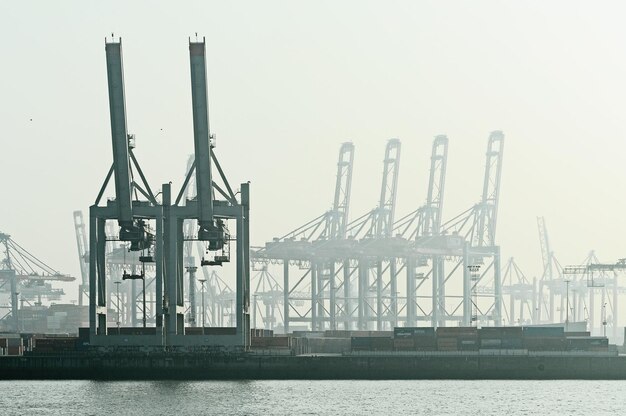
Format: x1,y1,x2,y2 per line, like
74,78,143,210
253,131,506,331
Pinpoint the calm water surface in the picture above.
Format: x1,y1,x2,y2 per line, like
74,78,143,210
1,380,624,415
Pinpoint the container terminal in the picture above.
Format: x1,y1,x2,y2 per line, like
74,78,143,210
2,36,626,380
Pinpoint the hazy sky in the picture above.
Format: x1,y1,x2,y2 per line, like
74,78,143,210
2,1,626,303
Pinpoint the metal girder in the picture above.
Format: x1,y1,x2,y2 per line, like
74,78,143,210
376,138,401,238
104,40,133,227
472,130,504,248
189,39,214,233
328,142,354,240
418,135,448,238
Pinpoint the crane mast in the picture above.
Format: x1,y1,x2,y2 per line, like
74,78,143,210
189,40,224,249
104,39,153,250
375,138,401,238
537,216,553,280
73,211,89,305
417,135,448,238
472,131,504,247
328,142,354,240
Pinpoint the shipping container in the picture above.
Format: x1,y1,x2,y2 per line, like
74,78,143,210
7,346,22,356
183,327,237,336
7,337,23,348
394,327,435,338
478,326,523,339
437,327,477,336
393,338,415,351
414,337,437,347
324,330,351,338
458,338,479,351
351,337,372,351
564,331,591,337
523,337,566,351
500,338,524,349
437,337,459,351
292,331,323,338
480,339,502,349
306,337,351,354
567,337,608,351
522,326,564,338
369,331,394,338
370,337,393,351
251,336,292,348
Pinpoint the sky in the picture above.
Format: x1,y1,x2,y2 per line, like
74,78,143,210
1,1,626,305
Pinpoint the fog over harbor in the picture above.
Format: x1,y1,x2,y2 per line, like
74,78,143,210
3,1,626,291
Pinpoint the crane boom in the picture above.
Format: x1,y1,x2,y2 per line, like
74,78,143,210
418,135,448,238
473,131,504,247
189,39,215,239
73,211,89,287
376,138,401,238
329,142,355,240
104,40,133,227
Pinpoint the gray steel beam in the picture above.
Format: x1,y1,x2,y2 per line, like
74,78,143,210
343,260,351,330
188,40,214,230
283,261,289,333
104,41,134,227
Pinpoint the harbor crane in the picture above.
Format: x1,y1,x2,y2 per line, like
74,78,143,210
88,37,250,348
0,232,74,332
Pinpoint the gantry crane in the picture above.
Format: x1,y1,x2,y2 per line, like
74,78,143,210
501,257,535,325
345,138,401,330
252,142,355,332
89,37,250,348
0,232,75,332
393,135,449,327
564,257,626,338
440,131,505,326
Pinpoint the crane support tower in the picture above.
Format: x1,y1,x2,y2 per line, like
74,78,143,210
88,37,250,349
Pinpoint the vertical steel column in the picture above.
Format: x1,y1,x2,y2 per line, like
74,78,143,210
376,260,383,331
406,257,416,326
532,277,538,324
462,243,471,326
89,211,98,337
343,260,351,330
358,260,366,330
613,275,618,339
509,288,515,325
96,217,107,334
550,289,555,323
176,218,185,332
164,183,180,339
432,257,440,327
317,264,324,330
311,263,317,331
155,206,164,335
9,271,18,332
131,273,138,327
188,267,197,326
494,247,502,325
240,182,251,346
236,209,245,342
589,287,595,333
390,261,397,328
283,261,289,334
329,262,336,330
436,257,445,326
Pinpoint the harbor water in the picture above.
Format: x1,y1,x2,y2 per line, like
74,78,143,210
1,379,625,415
